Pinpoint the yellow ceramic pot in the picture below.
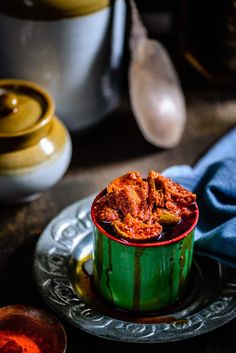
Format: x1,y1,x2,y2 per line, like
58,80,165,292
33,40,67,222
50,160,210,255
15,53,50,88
0,79,72,203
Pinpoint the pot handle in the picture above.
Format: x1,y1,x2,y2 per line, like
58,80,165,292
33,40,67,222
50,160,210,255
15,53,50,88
110,0,126,69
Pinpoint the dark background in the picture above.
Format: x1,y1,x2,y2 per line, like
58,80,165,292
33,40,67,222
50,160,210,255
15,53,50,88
1,0,236,352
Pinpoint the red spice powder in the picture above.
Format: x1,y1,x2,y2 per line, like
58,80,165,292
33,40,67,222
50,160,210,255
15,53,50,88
0,331,41,353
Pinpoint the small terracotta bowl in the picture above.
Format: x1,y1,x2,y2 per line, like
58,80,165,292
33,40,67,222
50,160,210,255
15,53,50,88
0,305,67,353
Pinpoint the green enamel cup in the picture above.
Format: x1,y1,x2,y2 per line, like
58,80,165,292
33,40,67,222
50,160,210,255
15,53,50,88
91,192,199,312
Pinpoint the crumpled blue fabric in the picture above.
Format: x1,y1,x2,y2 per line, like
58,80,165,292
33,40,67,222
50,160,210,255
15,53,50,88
163,127,236,269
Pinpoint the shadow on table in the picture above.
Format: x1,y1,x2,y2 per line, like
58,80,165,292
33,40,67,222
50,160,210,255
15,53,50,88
69,104,160,169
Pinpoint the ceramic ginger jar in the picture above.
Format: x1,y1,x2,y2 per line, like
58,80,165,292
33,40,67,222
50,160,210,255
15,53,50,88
0,79,72,203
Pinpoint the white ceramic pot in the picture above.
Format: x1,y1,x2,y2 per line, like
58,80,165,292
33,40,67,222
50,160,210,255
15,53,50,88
0,0,126,131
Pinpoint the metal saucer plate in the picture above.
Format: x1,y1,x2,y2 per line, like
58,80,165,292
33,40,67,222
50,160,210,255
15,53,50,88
33,195,236,343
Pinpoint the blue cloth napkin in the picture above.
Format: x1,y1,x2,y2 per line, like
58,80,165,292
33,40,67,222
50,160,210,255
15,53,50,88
163,127,236,269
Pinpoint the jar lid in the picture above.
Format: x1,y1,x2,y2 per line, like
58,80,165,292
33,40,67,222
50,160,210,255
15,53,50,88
38,0,110,16
0,0,111,19
0,79,54,151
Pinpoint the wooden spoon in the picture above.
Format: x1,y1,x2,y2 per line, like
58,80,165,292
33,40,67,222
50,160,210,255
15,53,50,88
129,0,186,148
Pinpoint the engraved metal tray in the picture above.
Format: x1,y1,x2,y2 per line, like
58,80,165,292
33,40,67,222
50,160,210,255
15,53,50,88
33,195,236,343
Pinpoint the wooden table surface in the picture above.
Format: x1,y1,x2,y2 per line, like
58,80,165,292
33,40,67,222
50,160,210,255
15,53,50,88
0,90,236,352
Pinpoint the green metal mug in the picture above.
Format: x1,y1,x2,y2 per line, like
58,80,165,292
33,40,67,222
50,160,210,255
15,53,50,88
91,192,199,312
